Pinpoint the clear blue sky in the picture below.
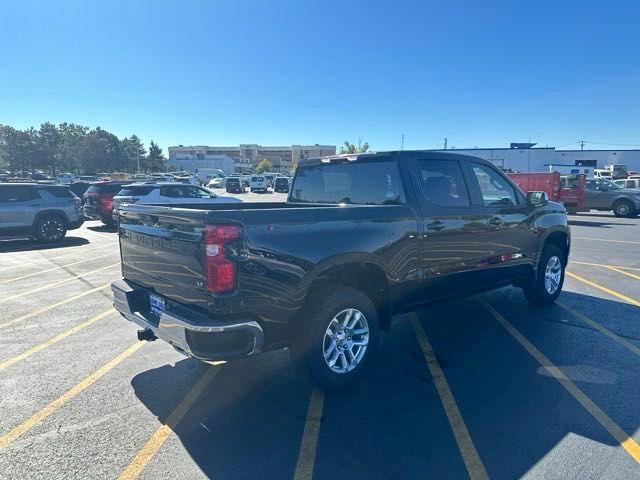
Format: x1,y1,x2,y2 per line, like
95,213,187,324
1,0,639,153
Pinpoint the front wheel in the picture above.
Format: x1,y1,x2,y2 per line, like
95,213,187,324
522,244,565,306
291,287,379,391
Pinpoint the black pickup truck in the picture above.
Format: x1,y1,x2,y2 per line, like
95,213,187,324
112,151,570,390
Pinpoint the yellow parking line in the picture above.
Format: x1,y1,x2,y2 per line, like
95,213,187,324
0,341,144,449
603,265,640,281
479,299,640,464
0,247,101,273
410,313,489,480
571,261,640,272
573,236,640,245
0,309,115,371
0,252,116,285
0,283,110,331
556,302,640,358
293,387,325,480
566,271,640,307
0,263,120,303
117,366,220,480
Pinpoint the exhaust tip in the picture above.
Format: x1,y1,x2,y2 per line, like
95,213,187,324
137,328,157,342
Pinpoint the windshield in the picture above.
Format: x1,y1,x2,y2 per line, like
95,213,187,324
600,179,622,189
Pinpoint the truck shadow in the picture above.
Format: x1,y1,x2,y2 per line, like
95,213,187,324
130,288,640,479
568,219,634,228
0,236,89,253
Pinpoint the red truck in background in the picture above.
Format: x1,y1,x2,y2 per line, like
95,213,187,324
508,172,586,214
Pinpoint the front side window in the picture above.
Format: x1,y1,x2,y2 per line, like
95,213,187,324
417,159,469,207
160,186,186,198
291,160,405,205
471,164,517,206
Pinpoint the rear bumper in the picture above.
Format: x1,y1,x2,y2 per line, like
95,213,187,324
111,279,264,362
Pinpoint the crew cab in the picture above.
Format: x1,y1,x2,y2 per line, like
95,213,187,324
112,151,570,390
584,178,640,217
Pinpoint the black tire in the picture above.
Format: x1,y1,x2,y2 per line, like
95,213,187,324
522,244,565,306
101,216,116,227
613,199,635,218
291,287,380,391
35,215,67,242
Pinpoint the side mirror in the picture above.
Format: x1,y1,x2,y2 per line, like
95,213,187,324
527,191,549,207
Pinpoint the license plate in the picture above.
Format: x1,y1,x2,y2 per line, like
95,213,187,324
149,293,166,317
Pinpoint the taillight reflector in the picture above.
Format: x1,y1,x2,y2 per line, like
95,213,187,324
203,225,241,293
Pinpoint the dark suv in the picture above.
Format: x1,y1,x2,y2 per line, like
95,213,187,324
273,176,290,193
0,183,83,241
82,181,131,226
225,177,245,193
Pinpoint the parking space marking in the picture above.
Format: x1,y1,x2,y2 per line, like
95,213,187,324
479,299,640,464
573,237,640,245
0,263,119,303
0,252,116,285
603,265,640,281
0,308,115,371
0,283,110,331
556,301,640,358
117,366,221,480
0,342,144,449
293,387,325,480
410,314,489,480
566,271,640,307
571,261,640,273
0,245,108,273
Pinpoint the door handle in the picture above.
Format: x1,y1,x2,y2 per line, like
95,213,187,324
426,221,446,231
488,216,504,227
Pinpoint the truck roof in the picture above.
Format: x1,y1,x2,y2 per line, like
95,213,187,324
298,150,487,166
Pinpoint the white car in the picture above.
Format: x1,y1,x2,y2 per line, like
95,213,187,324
250,175,268,193
614,178,640,190
56,173,77,184
207,177,227,188
113,183,242,219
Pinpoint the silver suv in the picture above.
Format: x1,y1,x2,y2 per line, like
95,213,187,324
0,183,84,241
584,178,640,217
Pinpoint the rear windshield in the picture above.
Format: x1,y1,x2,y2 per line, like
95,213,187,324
227,178,240,184
118,186,156,196
87,183,130,194
290,160,405,205
275,178,289,186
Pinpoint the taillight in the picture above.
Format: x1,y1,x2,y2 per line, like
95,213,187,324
203,225,242,293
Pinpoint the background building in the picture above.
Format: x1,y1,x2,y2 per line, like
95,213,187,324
432,143,640,173
168,144,336,173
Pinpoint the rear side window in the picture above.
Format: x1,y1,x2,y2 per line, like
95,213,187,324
416,159,469,207
290,160,405,205
470,164,518,206
0,186,40,202
118,186,156,196
42,187,74,198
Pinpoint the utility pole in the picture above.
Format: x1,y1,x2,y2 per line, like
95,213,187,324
137,151,140,174
580,140,585,151
444,137,448,150
401,134,405,151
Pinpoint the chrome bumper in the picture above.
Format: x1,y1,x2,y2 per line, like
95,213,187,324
111,279,264,361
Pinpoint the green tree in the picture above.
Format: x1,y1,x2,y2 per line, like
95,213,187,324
37,122,61,174
146,140,166,172
340,138,370,154
255,159,273,174
121,135,146,172
77,128,123,174
58,123,89,173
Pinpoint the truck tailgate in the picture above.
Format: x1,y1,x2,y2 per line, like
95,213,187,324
119,207,210,310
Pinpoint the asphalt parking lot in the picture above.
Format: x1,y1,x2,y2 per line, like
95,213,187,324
1,205,640,480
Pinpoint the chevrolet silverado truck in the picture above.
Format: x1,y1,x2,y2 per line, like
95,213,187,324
112,151,570,390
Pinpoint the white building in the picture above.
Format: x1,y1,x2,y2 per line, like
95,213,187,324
168,144,336,173
431,143,640,173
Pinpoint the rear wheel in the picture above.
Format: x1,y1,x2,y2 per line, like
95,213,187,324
522,244,565,305
291,287,379,391
613,199,635,218
35,215,67,242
